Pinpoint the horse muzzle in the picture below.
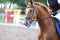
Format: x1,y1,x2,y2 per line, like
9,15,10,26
24,21,31,27
24,19,34,27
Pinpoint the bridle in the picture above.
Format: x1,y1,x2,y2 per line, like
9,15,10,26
25,6,35,20
25,5,52,22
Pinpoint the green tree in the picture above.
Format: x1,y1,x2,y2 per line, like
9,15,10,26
0,0,3,3
26,0,47,5
9,0,47,6
9,0,26,6
0,0,8,3
34,0,47,5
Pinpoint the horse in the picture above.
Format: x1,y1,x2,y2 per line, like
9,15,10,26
24,0,60,40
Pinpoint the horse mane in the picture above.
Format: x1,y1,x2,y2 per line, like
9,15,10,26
34,2,50,14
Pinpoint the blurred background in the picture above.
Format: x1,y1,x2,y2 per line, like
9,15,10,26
0,0,47,29
0,0,47,24
0,0,47,40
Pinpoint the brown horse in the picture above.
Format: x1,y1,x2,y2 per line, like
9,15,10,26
24,0,60,40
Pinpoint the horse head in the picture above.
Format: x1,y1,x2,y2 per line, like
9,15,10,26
24,0,50,27
24,0,37,27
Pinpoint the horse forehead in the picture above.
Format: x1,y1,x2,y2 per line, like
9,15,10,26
25,8,32,13
26,8,30,12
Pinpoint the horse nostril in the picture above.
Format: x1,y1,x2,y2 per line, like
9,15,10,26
24,21,30,27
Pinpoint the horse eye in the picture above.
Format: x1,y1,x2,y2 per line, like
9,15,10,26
30,10,33,13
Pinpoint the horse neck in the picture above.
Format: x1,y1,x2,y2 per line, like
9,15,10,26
36,5,55,31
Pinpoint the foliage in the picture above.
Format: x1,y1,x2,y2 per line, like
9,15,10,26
0,0,8,3
0,0,2,3
0,0,47,6
26,0,47,5
9,0,26,6
34,0,47,5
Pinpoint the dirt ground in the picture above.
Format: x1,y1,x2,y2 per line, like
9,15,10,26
0,24,39,40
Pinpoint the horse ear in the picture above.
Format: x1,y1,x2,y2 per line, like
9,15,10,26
30,0,33,6
26,1,28,6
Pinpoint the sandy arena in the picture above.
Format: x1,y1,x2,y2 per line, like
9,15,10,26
0,23,39,40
